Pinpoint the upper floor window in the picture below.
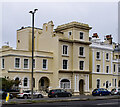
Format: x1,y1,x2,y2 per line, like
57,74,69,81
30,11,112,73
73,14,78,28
79,47,84,56
96,52,100,60
96,65,100,72
80,32,84,39
24,59,29,69
114,64,116,72
43,59,47,69
106,53,109,60
68,31,72,38
2,58,4,69
106,66,109,73
33,59,35,69
79,61,84,70
63,45,68,55
15,58,20,68
118,64,120,72
63,60,68,69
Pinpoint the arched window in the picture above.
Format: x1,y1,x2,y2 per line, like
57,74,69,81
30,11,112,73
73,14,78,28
15,77,19,86
60,79,70,89
24,78,28,87
97,79,100,88
106,81,109,88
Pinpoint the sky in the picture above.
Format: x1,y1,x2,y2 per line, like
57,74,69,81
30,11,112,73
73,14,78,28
1,1,119,48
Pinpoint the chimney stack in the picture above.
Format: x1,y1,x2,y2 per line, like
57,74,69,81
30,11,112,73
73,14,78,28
92,33,99,38
105,34,112,44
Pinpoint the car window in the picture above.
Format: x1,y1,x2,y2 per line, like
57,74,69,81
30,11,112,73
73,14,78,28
93,89,98,91
61,90,65,92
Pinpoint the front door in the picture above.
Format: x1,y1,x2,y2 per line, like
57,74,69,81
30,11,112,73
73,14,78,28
79,79,84,94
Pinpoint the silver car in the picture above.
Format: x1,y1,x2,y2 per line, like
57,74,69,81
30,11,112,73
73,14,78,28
16,90,43,99
111,88,120,95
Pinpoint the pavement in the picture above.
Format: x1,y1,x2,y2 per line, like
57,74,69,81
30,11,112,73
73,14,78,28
1,95,120,105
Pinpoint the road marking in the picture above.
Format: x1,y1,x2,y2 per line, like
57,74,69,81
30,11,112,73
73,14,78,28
97,102,119,105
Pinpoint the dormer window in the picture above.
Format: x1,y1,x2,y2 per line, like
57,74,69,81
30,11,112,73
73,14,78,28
80,32,84,39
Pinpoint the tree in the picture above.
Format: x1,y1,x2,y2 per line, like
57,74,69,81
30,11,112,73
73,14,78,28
0,78,20,91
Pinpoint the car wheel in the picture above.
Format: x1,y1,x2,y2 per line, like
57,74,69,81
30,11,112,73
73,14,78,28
55,94,58,98
38,94,42,98
23,95,28,99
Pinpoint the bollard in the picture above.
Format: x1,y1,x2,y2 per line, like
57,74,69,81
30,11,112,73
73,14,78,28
5,93,9,102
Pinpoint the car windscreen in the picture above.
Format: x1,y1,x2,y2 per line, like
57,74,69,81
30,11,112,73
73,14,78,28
93,89,98,91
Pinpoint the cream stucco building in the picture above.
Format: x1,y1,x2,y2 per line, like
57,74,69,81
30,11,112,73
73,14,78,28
0,21,92,95
89,33,119,92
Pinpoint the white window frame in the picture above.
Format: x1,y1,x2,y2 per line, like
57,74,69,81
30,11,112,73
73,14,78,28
23,77,29,88
96,51,101,60
14,57,21,69
79,31,84,40
79,47,84,57
1,58,5,69
42,59,48,70
96,64,100,72
59,78,71,89
106,65,109,73
62,59,68,70
62,45,68,56
23,58,29,69
79,60,84,70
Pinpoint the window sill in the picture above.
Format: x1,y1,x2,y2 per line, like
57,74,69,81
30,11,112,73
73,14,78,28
106,60,110,62
62,54,69,57
23,68,29,70
78,56,85,58
42,68,48,71
14,68,21,70
96,59,101,61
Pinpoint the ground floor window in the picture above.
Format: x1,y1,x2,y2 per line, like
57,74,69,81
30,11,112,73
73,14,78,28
60,79,70,89
97,79,100,88
24,78,28,87
106,81,109,88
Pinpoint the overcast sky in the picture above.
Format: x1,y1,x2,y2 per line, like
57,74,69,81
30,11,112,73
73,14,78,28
2,1,118,48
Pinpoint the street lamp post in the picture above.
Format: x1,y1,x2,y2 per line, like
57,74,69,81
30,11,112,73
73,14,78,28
29,9,38,100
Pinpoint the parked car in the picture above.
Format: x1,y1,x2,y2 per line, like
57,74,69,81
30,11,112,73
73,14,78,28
0,90,13,99
92,88,111,96
16,90,43,99
48,89,72,98
111,88,120,95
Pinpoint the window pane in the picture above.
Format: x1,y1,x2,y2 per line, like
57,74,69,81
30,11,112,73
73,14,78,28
63,45,68,55
24,59,28,68
79,47,84,56
24,78,28,86
63,60,68,69
2,58,4,68
80,32,83,39
15,58,20,68
79,61,84,70
43,59,47,69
